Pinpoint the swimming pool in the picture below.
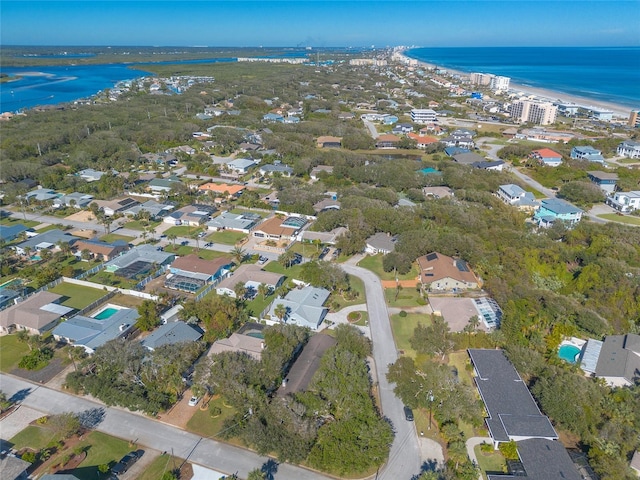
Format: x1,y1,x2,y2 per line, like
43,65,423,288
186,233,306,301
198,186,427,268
93,307,119,320
558,344,581,363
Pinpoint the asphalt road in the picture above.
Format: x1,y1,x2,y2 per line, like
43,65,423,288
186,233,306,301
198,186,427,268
341,261,423,480
0,374,331,480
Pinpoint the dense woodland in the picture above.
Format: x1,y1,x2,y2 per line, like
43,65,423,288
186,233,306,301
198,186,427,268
2,59,640,479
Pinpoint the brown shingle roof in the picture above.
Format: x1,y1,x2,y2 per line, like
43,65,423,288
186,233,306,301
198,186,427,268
254,216,291,237
417,252,479,286
171,254,232,275
0,291,66,331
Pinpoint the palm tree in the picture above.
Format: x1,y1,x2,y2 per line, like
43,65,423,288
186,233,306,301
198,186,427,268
279,250,295,268
234,282,247,299
231,246,246,265
274,303,287,323
258,283,269,300
167,233,177,249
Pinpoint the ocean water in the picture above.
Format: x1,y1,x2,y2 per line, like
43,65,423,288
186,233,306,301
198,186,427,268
405,47,640,109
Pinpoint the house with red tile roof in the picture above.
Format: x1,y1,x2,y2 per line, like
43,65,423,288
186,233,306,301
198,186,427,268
407,133,439,149
530,148,563,167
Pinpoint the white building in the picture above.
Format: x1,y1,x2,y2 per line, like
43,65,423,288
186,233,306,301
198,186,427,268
510,100,558,125
606,191,640,213
617,140,640,159
490,76,510,91
410,108,437,124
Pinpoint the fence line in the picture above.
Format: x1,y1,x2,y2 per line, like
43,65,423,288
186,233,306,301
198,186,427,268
74,290,118,317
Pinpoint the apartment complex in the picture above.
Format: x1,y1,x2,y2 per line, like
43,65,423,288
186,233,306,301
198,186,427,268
410,108,437,124
629,110,640,128
469,73,510,91
510,99,558,125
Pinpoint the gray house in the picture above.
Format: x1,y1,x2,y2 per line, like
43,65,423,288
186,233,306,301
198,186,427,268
267,286,330,330
141,321,203,351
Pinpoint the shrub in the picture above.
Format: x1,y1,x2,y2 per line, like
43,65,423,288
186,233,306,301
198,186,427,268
399,310,408,318
18,348,54,370
480,442,493,454
209,406,222,417
499,440,519,460
21,451,37,463
98,464,110,474
36,416,49,425
347,311,361,322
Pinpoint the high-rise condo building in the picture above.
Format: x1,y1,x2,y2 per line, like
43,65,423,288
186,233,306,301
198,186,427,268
510,100,558,125
629,110,640,127
410,109,438,124
490,76,510,91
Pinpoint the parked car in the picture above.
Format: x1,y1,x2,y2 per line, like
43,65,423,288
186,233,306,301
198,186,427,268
403,406,414,422
258,256,268,265
188,395,200,407
111,450,144,476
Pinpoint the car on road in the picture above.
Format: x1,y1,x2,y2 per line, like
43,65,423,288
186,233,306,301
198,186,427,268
403,406,414,422
204,242,213,247
198,231,207,238
258,256,268,265
111,450,144,476
188,395,200,407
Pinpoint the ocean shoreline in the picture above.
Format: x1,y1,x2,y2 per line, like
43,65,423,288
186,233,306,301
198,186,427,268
400,51,633,118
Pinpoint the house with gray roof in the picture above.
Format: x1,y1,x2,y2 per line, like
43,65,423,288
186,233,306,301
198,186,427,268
453,152,487,165
206,211,261,233
0,453,31,480
124,200,174,219
14,229,80,256
209,323,266,360
216,264,284,298
0,287,20,310
25,188,60,202
533,198,583,228
0,223,31,243
587,171,618,194
53,192,94,209
365,232,397,255
468,349,558,448
77,168,106,182
496,184,539,211
267,286,330,330
52,307,138,354
227,158,256,174
487,438,582,480
104,244,175,273
148,176,182,193
0,291,73,335
588,334,640,387
571,146,605,164
141,321,202,351
259,163,294,177
163,205,212,226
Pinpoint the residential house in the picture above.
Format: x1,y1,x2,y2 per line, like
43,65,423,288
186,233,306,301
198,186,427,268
407,133,438,148
168,145,196,155
0,287,20,310
585,334,640,387
529,148,563,167
617,140,640,159
365,232,397,255
444,146,470,157
606,190,640,213
631,450,640,477
300,226,348,245
226,158,256,175
587,171,618,194
533,198,583,228
392,123,414,134
25,188,60,202
468,349,558,449
0,223,30,243
0,454,31,480
52,307,138,354
0,291,73,335
571,146,605,164
312,197,341,214
496,184,539,211
148,176,182,194
375,134,401,149
141,321,203,351
53,192,94,209
338,112,355,120
310,165,334,180
216,264,284,298
417,252,480,292
73,238,129,262
252,216,307,241
163,205,212,226
423,186,454,199
105,244,175,273
473,160,505,171
263,113,284,123
97,197,140,216
14,229,80,256
166,254,233,292
206,211,261,233
486,438,582,480
198,183,245,200
259,163,294,177
124,200,174,220
77,168,106,182
316,136,342,148
278,334,337,396
267,286,331,330
453,152,487,165
209,325,266,360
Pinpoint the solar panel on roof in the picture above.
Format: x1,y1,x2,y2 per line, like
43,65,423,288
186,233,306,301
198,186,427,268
426,253,438,261
455,260,469,272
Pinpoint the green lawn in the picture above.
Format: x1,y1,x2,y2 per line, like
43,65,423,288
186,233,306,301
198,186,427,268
163,225,205,237
263,261,303,280
597,213,640,225
474,444,508,480
357,255,418,282
10,425,55,451
447,351,474,387
99,233,135,243
389,312,431,356
0,217,39,228
351,311,369,327
186,396,238,438
245,293,274,318
48,283,108,309
163,245,233,261
229,208,268,218
206,230,246,245
74,431,132,480
122,220,161,231
86,271,138,290
0,335,30,372
287,242,321,260
137,455,182,480
384,287,425,309
330,275,366,311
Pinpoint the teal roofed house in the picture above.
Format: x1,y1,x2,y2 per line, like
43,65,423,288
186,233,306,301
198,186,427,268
533,198,583,228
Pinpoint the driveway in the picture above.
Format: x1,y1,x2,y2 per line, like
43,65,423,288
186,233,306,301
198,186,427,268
342,257,437,479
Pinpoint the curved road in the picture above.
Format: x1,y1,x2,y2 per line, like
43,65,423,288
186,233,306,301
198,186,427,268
342,260,423,480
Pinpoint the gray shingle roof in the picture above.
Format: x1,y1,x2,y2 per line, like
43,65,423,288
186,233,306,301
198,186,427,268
53,308,138,352
141,321,202,350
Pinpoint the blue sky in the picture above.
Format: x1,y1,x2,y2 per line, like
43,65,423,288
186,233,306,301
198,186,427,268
2,1,639,47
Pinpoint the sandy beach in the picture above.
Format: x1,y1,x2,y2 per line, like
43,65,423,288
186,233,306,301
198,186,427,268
401,52,632,119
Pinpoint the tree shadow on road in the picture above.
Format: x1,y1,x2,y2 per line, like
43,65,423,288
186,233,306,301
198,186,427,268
261,458,278,480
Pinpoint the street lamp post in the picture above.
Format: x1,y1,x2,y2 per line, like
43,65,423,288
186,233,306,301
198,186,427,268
428,390,434,430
